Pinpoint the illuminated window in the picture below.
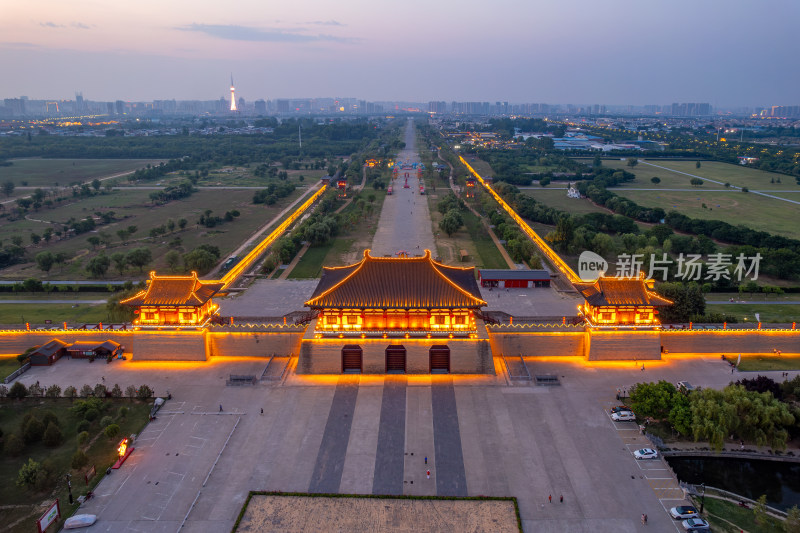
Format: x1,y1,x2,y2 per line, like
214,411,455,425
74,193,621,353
144,312,156,321
434,315,446,325
346,315,359,325
454,316,466,325
326,316,338,325
181,313,193,321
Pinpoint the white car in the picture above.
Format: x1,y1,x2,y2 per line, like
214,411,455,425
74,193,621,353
633,448,659,460
611,411,635,421
682,517,710,531
669,505,699,519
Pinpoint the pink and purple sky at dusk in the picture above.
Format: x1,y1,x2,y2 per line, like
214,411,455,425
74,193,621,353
1,0,797,106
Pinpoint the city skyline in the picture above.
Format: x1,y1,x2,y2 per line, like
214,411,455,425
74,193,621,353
1,0,799,107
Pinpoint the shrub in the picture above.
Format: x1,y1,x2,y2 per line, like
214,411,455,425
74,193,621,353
45,384,61,398
94,384,107,397
34,459,56,491
8,382,27,399
64,386,77,398
79,384,93,397
23,417,45,444
99,416,113,428
84,408,99,422
137,385,153,400
71,397,104,416
111,384,123,398
41,411,60,428
43,422,63,447
125,385,137,399
77,431,89,445
118,406,129,419
17,347,35,365
0,384,7,397
27,383,43,397
4,433,24,456
71,449,89,470
104,424,120,440
77,420,90,433
16,458,42,488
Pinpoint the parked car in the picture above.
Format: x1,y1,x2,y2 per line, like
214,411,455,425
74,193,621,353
676,381,696,394
610,406,629,413
669,505,699,519
633,448,659,460
682,517,710,530
611,411,636,421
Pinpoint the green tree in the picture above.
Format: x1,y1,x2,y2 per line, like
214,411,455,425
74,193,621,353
126,247,152,272
23,417,45,444
439,209,463,237
86,253,110,278
785,506,800,533
71,449,89,470
92,178,102,191
104,424,120,440
77,431,89,446
695,161,701,169
45,384,61,398
43,422,63,447
183,248,216,274
650,177,660,185
35,251,55,273
8,381,28,399
165,250,182,272
4,433,24,456
690,178,704,187
630,381,677,420
2,180,14,197
111,252,127,275
178,218,187,230
116,229,130,243
16,458,42,488
627,158,638,168
753,494,768,524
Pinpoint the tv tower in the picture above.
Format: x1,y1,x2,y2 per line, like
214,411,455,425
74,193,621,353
229,75,237,112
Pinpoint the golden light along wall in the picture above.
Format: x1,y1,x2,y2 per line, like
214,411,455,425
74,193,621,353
218,184,328,289
459,155,582,284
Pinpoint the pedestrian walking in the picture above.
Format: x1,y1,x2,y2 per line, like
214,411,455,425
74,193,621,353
260,408,263,415
426,470,430,479
560,494,563,503
548,494,552,503
641,364,645,371
731,366,735,374
219,404,223,412
641,514,646,525
101,376,105,382
644,514,648,524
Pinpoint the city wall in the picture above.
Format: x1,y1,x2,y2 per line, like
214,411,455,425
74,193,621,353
661,330,799,355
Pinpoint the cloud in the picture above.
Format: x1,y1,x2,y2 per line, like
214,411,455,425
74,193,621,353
39,21,65,28
176,23,354,43
71,22,91,30
307,20,345,27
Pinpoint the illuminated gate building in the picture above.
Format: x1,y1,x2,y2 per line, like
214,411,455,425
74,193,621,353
574,274,672,327
122,271,224,326
299,250,493,374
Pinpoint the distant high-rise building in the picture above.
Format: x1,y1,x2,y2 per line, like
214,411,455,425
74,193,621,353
276,99,291,113
670,102,712,116
769,105,800,118
75,92,84,113
428,101,447,114
229,75,237,112
115,100,125,115
254,99,267,115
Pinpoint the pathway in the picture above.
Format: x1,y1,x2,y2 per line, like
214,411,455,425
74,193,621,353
370,120,436,256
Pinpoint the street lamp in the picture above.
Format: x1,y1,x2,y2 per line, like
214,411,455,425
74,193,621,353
699,483,706,513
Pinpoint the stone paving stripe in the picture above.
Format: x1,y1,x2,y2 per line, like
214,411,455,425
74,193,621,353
431,378,468,496
307,376,359,493
372,376,407,495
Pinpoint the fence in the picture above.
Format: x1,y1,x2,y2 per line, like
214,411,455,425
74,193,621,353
3,362,30,384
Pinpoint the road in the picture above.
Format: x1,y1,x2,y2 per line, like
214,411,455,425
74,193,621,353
370,119,436,256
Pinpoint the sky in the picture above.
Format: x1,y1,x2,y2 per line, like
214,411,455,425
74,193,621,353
1,0,798,107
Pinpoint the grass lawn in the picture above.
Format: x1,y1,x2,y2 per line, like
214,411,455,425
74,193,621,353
463,210,509,269
706,303,800,323
701,496,783,533
0,292,110,301
0,185,305,281
734,354,800,372
600,159,800,192
0,397,152,533
613,188,800,240
518,188,611,215
288,238,355,279
0,303,107,326
0,158,164,188
0,356,20,379
708,292,800,302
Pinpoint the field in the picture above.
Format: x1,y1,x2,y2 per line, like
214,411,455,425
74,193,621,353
0,303,107,326
705,303,800,323
0,184,306,281
134,165,328,188
734,354,800,372
518,187,612,215
614,188,800,240
0,158,163,189
0,397,151,533
600,159,800,192
0,355,19,379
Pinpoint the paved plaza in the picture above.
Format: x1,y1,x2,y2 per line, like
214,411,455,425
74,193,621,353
218,280,319,318
14,353,785,532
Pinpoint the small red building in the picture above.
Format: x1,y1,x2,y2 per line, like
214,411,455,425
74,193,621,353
574,275,672,326
478,269,551,288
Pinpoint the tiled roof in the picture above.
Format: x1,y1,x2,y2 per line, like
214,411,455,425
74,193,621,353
306,250,486,309
121,271,223,307
574,276,672,307
33,339,68,357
